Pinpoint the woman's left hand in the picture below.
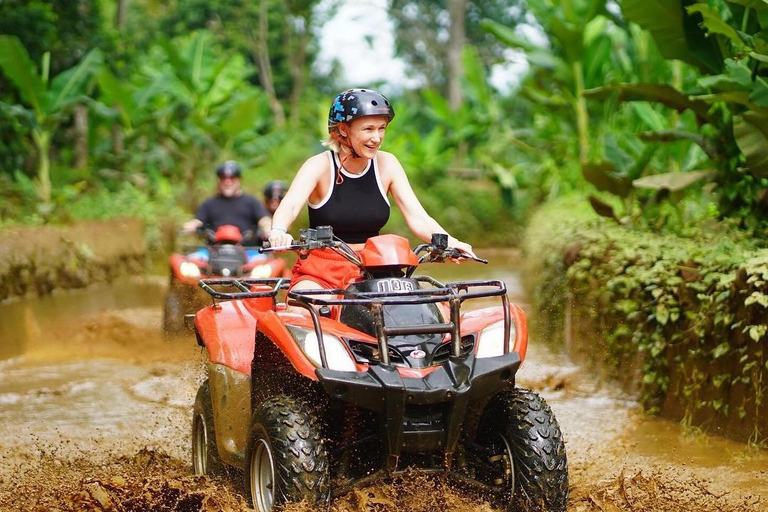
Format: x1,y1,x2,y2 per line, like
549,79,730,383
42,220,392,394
448,237,476,261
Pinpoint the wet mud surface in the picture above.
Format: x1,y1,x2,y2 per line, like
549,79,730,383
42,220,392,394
1,272,767,511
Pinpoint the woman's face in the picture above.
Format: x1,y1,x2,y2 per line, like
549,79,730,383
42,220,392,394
343,115,389,158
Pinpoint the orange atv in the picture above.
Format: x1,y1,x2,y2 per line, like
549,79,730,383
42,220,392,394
191,227,568,511
162,224,287,335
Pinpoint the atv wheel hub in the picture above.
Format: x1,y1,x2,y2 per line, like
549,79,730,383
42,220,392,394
250,439,275,511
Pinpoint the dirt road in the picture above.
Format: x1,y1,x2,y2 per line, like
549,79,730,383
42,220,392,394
0,273,766,512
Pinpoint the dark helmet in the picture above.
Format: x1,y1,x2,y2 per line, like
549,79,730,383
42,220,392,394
215,160,242,179
328,89,395,130
263,180,288,200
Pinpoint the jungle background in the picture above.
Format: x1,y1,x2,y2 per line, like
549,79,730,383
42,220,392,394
3,0,768,248
2,0,768,447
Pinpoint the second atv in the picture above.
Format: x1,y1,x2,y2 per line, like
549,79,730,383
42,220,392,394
191,227,568,511
162,224,288,335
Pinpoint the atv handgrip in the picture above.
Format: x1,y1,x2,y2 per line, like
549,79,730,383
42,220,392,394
259,241,302,253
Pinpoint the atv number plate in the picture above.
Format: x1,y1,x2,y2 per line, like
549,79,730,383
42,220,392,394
376,278,415,293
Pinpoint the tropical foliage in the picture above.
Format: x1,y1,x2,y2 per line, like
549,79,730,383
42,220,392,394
0,35,102,204
524,198,767,445
2,0,768,237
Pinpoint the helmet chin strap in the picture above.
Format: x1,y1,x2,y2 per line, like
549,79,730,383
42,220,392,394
331,125,363,185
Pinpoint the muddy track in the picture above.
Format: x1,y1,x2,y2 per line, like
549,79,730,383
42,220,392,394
0,279,766,511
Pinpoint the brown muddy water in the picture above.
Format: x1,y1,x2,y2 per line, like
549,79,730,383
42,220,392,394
0,258,766,512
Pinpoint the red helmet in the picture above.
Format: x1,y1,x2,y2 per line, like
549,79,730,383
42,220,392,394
214,225,243,243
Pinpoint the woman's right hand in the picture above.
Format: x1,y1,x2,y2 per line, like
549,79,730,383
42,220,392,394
267,228,293,250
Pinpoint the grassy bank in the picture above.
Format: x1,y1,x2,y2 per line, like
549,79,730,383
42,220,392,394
523,197,768,445
0,218,146,301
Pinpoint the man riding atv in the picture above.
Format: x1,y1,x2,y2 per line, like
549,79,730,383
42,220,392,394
163,162,288,335
183,160,272,249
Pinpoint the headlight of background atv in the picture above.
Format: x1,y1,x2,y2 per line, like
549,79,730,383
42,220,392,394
250,264,273,278
286,325,357,371
476,320,517,358
180,261,201,278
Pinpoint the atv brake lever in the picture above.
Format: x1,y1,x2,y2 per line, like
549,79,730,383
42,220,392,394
446,248,488,264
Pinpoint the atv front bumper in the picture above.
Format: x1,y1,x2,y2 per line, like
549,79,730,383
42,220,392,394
316,353,520,470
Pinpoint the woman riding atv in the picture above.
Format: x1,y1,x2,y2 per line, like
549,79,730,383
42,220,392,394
268,88,475,291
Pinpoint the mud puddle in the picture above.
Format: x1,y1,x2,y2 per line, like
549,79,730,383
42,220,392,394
0,260,766,511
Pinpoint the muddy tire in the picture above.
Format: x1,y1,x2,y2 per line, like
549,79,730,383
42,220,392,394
477,388,568,512
192,381,224,476
162,290,184,336
245,396,330,512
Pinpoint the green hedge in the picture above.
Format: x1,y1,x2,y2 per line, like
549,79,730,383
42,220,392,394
524,197,768,445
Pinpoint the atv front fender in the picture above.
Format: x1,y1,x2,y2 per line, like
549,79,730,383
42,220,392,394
315,352,520,467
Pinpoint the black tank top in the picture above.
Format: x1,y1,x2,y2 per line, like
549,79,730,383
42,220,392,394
308,151,390,244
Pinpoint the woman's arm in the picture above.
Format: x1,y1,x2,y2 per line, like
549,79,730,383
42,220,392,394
383,152,476,257
268,153,326,247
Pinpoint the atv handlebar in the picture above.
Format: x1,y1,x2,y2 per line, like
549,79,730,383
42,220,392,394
260,227,486,266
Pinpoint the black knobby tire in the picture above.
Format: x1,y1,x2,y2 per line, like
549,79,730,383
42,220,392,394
478,388,568,512
192,380,224,476
162,289,185,336
245,396,330,512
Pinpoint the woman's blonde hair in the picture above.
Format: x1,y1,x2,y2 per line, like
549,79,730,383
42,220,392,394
322,123,342,152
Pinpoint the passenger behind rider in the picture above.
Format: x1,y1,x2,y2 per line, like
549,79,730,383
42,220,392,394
182,161,273,262
263,180,288,217
267,88,475,293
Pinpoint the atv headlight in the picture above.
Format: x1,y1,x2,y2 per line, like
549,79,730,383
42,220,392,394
250,264,273,278
476,320,516,359
286,326,357,371
180,261,201,278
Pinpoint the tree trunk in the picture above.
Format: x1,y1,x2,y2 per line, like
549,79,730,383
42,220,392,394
115,0,128,29
33,129,52,203
73,104,89,170
573,61,589,164
113,0,128,168
447,0,466,111
111,124,124,161
288,17,307,128
253,0,286,128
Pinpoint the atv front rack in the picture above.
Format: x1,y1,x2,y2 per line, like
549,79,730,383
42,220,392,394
288,276,510,368
198,277,289,302
200,276,511,369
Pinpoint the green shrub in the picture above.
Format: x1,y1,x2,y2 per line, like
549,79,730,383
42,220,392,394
524,196,767,445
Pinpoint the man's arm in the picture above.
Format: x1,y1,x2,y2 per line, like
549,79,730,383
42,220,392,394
182,218,203,233
257,215,271,233
182,200,209,234
248,195,271,240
